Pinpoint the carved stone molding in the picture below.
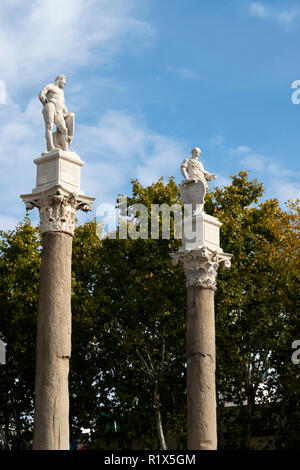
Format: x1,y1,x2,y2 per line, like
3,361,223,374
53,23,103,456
170,247,232,290
25,192,93,236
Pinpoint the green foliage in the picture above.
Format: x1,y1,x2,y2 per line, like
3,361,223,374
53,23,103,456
0,216,40,449
206,172,300,449
0,173,298,450
91,178,187,449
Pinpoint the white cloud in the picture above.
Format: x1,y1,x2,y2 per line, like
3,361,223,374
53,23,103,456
76,110,185,206
77,111,148,161
0,214,20,232
228,145,252,156
227,144,300,204
267,161,300,179
0,0,159,230
242,153,266,171
0,0,154,87
0,95,43,230
247,2,299,26
212,175,231,188
209,134,225,148
248,2,266,19
273,179,300,203
135,134,184,186
0,98,42,184
0,102,185,230
166,66,199,80
228,145,267,171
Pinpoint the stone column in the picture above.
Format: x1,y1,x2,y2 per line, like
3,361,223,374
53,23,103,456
187,285,216,450
21,150,94,450
34,230,72,450
171,148,232,450
171,227,231,450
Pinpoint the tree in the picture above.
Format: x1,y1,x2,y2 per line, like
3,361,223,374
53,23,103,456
205,172,300,449
90,178,187,449
0,217,40,449
0,173,298,450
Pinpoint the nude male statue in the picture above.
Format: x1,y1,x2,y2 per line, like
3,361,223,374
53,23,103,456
181,147,216,188
39,74,75,152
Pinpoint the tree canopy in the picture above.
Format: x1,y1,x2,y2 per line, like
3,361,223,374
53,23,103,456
0,172,299,450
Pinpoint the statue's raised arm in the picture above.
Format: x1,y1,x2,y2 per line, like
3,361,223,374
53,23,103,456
39,74,75,153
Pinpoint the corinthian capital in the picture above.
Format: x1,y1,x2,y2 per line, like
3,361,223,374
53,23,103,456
170,247,232,290
24,191,94,236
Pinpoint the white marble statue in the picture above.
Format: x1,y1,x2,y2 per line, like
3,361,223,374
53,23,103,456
181,147,216,189
39,75,75,152
180,147,216,214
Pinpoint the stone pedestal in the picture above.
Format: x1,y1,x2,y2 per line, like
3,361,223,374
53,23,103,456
179,212,222,253
171,219,232,450
21,150,94,450
33,150,84,195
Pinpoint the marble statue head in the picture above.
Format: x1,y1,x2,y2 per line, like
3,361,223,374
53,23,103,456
191,147,201,159
55,74,66,88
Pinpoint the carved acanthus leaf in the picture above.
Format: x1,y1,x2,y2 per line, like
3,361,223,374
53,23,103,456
170,247,232,290
26,192,93,235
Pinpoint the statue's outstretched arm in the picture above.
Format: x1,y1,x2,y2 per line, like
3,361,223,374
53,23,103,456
204,171,216,181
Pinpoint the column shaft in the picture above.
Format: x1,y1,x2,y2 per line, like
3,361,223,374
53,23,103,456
186,286,217,450
33,232,72,450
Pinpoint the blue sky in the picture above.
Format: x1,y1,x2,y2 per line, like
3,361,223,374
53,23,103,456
0,0,299,230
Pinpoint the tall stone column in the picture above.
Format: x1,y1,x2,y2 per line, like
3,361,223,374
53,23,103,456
187,284,216,450
34,230,72,450
21,150,94,450
171,147,232,450
171,248,230,450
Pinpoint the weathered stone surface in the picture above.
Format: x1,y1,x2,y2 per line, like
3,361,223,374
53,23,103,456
171,247,231,290
33,231,72,450
179,212,222,252
20,148,94,237
187,286,216,450
33,150,84,195
171,246,230,450
21,79,95,451
21,190,94,236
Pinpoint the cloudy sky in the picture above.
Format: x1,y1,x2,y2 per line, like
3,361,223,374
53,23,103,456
0,0,299,230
